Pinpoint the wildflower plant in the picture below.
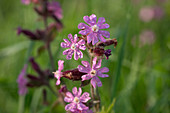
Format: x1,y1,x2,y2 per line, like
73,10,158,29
17,1,117,112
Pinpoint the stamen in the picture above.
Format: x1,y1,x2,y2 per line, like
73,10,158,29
91,25,99,32
71,44,76,50
90,70,96,76
73,97,80,103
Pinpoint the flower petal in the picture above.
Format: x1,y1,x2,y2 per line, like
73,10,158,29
78,23,89,29
77,103,88,111
74,34,78,43
77,50,83,59
100,30,110,38
64,97,73,103
78,65,90,73
89,14,97,25
82,74,92,81
91,78,96,88
79,29,90,35
80,92,91,103
98,67,109,73
98,17,106,24
92,34,98,45
79,45,86,50
83,16,91,25
68,34,74,43
74,50,79,60
99,23,110,29
72,87,78,96
95,59,102,69
66,50,74,60
87,33,93,43
97,34,106,42
63,39,71,45
95,77,102,87
66,92,73,98
98,74,109,78
63,49,72,55
77,87,82,97
65,103,75,111
61,42,69,48
56,79,61,85
81,61,90,68
78,39,85,45
58,60,64,71
92,57,97,69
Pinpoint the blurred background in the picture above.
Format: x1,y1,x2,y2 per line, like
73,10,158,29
0,0,170,113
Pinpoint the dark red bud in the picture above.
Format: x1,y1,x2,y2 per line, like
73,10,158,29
96,38,117,48
27,74,40,81
59,85,68,95
93,47,105,56
17,27,40,40
29,58,45,76
62,68,86,81
104,49,112,59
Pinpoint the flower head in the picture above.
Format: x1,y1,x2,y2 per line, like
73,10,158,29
139,7,154,22
139,30,155,46
61,34,86,60
78,14,110,45
154,6,164,20
17,64,28,95
53,60,64,85
64,87,91,112
78,57,109,88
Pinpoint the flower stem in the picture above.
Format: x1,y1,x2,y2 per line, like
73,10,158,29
90,57,101,112
47,44,55,71
43,16,55,71
47,85,58,98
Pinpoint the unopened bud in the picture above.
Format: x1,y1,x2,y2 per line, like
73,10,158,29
96,38,117,48
62,68,86,81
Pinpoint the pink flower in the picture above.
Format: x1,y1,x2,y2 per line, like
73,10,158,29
139,7,154,22
47,1,63,19
64,87,91,112
154,6,164,20
78,14,110,45
78,57,109,88
17,64,28,95
21,0,30,5
139,30,155,46
53,60,64,85
61,34,86,60
21,0,38,5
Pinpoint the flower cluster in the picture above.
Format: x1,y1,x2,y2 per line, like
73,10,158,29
53,14,117,112
17,4,117,112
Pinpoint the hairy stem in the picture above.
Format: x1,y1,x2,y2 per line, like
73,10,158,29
90,57,101,112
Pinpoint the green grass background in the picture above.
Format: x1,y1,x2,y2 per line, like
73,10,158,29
0,0,170,113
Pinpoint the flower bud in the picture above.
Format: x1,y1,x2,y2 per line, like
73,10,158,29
62,68,86,81
96,38,117,48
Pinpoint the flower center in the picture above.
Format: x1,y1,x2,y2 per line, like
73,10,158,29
91,25,99,32
53,71,63,78
71,44,76,50
90,70,97,76
73,97,80,103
